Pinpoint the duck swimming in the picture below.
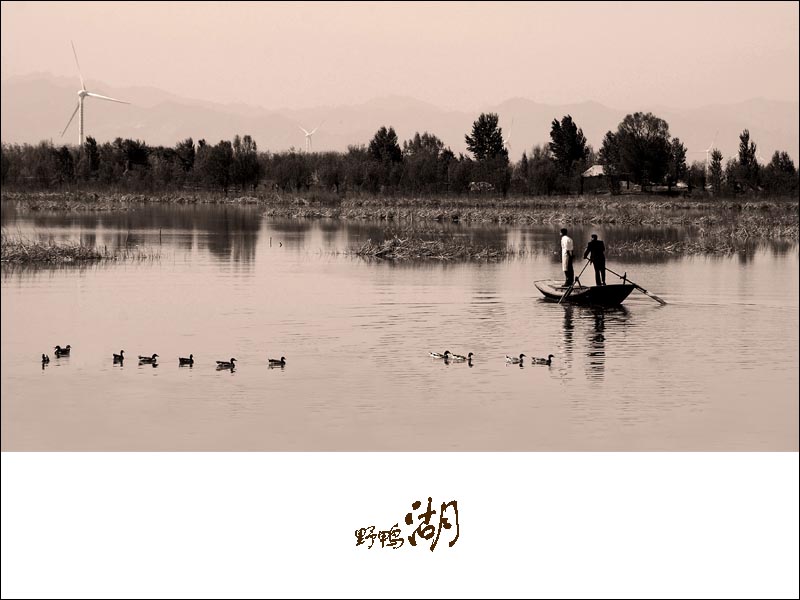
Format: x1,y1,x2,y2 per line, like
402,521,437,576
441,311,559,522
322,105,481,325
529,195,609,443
430,350,452,359
505,353,526,364
532,354,554,365
138,353,159,364
268,357,286,367
41,354,50,364
113,350,125,362
54,345,71,357
216,358,237,370
179,354,194,366
451,352,473,362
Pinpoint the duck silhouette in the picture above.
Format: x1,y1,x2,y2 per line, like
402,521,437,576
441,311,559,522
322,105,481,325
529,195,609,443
505,353,526,364
532,354,554,366
54,345,71,357
216,358,236,370
179,354,194,366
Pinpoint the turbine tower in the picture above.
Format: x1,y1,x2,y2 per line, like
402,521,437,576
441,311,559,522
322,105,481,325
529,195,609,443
692,130,718,180
504,117,515,157
61,41,130,147
298,121,324,152
702,131,719,179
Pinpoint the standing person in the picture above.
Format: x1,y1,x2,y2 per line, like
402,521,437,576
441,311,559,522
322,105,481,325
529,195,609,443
583,233,606,286
560,228,574,287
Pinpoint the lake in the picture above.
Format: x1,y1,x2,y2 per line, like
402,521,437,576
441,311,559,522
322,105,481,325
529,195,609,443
2,203,797,450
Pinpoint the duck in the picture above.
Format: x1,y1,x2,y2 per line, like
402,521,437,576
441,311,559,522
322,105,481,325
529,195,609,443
451,352,473,362
430,350,452,359
179,354,194,366
113,350,125,362
505,353,526,364
54,344,71,357
268,356,286,367
138,353,159,364
41,353,50,364
532,354,554,366
216,358,237,369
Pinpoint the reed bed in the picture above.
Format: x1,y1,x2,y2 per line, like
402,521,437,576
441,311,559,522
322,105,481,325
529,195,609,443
261,195,799,232
353,234,746,261
607,239,738,255
4,189,797,228
1,232,160,264
1,237,105,263
351,229,523,261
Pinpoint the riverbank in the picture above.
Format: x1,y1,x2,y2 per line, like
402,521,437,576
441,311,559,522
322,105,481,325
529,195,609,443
2,188,797,226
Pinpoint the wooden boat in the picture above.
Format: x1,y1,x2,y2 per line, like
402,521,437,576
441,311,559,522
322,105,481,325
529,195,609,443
534,279,635,306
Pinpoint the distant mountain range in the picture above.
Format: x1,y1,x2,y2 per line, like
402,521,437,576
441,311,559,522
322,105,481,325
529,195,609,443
2,73,798,163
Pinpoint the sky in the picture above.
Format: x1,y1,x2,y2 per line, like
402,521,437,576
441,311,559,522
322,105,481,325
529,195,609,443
1,1,798,111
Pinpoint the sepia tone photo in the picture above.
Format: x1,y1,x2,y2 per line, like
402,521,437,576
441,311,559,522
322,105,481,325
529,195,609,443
1,1,798,451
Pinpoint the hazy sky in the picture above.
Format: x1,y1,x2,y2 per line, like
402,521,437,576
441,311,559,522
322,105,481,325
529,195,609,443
1,1,798,110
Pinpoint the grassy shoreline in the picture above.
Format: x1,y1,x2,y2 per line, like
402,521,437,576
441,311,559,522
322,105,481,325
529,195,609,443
3,188,798,220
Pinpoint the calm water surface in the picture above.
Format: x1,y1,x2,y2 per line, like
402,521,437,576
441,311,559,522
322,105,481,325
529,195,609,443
2,204,798,450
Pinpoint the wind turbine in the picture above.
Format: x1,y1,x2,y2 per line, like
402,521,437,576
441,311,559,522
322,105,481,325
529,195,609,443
504,118,514,157
61,41,130,147
691,130,718,179
298,121,324,152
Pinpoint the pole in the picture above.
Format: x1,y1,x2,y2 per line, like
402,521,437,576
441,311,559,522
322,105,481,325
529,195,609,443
605,266,667,305
558,259,591,304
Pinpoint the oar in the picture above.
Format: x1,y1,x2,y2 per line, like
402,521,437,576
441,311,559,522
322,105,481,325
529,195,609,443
605,266,667,305
558,259,590,304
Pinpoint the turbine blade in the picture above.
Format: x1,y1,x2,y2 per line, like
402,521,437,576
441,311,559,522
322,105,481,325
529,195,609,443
61,102,80,137
85,92,130,104
311,120,325,135
299,126,310,135
708,130,718,151
71,41,85,89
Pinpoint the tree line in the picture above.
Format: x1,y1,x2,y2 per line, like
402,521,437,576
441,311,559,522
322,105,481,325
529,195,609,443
1,112,797,197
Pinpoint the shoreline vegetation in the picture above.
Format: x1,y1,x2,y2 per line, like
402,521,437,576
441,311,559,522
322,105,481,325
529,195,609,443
2,191,797,261
352,233,510,261
3,189,798,224
1,231,160,265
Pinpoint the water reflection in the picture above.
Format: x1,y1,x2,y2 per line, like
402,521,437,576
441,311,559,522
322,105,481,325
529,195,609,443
586,306,631,381
556,304,632,381
199,209,260,263
2,202,798,451
2,204,265,265
2,203,797,267
562,304,574,364
588,307,606,380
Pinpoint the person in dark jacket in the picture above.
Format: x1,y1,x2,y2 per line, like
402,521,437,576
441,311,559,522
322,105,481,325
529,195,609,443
583,234,606,286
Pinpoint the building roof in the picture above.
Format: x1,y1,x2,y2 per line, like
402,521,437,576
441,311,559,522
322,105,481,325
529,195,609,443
582,164,605,178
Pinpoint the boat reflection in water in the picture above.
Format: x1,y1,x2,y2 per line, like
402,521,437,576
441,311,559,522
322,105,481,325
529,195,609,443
559,304,632,381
